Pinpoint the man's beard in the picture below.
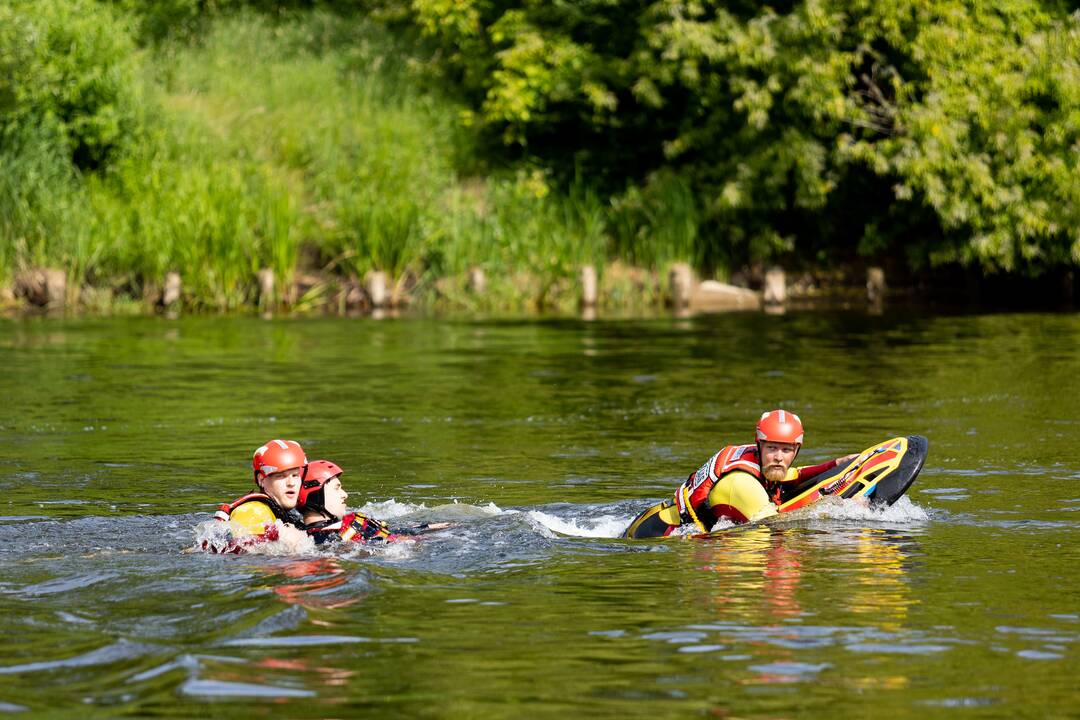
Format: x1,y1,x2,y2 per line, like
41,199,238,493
763,465,787,483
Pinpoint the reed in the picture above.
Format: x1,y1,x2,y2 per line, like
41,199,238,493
85,108,303,309
0,127,94,288
609,170,706,272
1,7,709,312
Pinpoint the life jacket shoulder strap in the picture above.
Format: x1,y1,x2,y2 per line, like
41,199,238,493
304,513,394,543
716,444,761,477
214,492,272,522
674,445,762,530
306,518,344,534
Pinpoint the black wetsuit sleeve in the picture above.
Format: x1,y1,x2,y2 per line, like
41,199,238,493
282,508,307,529
393,523,454,536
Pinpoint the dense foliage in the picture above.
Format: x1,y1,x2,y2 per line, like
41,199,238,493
406,0,1080,274
0,0,1077,311
0,0,142,169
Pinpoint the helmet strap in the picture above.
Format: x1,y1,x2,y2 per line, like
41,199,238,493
303,488,334,520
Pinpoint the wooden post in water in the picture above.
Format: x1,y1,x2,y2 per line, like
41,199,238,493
162,272,182,308
580,265,597,309
468,267,486,295
256,268,275,310
16,268,67,309
763,266,786,307
366,271,389,309
866,266,886,305
669,263,692,310
43,269,66,309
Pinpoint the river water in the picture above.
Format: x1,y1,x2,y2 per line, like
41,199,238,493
0,311,1077,717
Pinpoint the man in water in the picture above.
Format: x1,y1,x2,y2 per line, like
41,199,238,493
623,410,856,538
298,460,452,545
212,439,310,552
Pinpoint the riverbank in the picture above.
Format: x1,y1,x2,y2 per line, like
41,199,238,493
4,3,1077,317
4,259,1075,319
1,9,689,314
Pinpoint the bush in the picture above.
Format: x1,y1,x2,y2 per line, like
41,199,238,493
0,0,143,171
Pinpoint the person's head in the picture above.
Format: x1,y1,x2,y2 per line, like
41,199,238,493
297,460,349,521
756,410,803,483
252,439,307,509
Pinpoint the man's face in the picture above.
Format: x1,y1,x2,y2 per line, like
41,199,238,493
760,441,798,482
259,467,303,509
322,477,350,518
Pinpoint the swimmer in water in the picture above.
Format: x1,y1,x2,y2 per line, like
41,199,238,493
298,460,451,545
210,439,310,553
623,410,857,538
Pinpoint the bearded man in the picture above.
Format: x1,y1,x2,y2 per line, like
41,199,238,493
623,410,856,538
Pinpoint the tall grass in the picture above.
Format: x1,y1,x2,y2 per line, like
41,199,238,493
148,11,615,309
86,111,303,308
609,170,705,271
159,13,462,284
0,127,94,289
2,7,707,312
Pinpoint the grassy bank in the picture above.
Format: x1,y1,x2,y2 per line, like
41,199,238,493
1,8,699,314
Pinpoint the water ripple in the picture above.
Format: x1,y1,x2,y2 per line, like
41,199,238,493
180,679,315,698
223,635,417,647
0,640,153,675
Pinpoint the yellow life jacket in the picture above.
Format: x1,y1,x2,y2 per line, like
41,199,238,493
214,493,277,536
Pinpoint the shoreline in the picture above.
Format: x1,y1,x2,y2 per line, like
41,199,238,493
3,262,1076,319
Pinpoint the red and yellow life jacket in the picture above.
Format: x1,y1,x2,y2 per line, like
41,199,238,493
306,512,402,545
673,444,763,528
214,492,272,522
206,493,282,554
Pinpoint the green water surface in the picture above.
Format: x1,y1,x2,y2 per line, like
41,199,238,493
0,311,1077,718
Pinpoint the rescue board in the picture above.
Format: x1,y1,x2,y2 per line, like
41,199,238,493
775,435,927,513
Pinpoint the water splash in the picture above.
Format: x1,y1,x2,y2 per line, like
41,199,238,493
526,511,631,538
357,499,505,521
190,519,316,556
356,498,428,519
796,495,930,524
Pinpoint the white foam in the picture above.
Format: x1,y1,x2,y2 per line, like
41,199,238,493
526,511,633,538
191,520,232,553
190,520,315,556
339,536,417,561
705,518,738,534
355,499,427,519
798,495,930,523
355,499,506,520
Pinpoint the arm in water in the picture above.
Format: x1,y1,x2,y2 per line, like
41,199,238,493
307,512,454,545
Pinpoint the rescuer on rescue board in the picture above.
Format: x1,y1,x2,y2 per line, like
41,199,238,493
623,410,857,538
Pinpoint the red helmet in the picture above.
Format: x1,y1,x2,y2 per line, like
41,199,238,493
252,439,307,481
756,409,804,445
298,460,343,509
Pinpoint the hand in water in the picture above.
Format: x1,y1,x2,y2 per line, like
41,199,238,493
276,523,315,553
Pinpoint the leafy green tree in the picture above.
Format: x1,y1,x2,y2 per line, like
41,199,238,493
0,0,142,170
403,0,1080,274
841,2,1080,272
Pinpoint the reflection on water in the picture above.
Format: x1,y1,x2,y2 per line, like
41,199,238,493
0,313,1078,715
848,528,916,631
267,557,362,611
672,525,921,689
690,528,806,621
